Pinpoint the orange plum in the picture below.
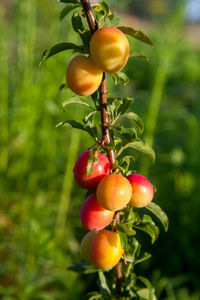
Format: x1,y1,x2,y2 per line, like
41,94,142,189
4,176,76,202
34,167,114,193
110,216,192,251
90,229,123,270
66,55,103,96
90,27,129,73
80,231,97,264
96,174,132,211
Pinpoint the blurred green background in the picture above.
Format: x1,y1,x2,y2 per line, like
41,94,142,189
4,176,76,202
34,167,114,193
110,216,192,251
0,0,200,299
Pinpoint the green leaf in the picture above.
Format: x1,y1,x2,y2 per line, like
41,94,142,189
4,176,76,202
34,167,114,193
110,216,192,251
137,288,157,300
40,42,82,65
126,252,151,265
117,97,134,115
92,1,112,25
107,11,120,26
79,30,92,49
56,120,86,131
130,51,149,61
117,26,154,46
82,292,103,300
132,223,159,244
57,0,79,3
83,111,98,140
113,112,144,134
67,263,100,274
86,149,99,176
60,4,81,20
118,231,128,250
118,141,156,162
62,97,95,111
71,12,85,32
98,271,111,297
118,224,136,236
145,202,169,232
137,276,156,300
118,155,135,174
107,97,134,125
111,72,129,86
126,206,137,223
71,12,91,49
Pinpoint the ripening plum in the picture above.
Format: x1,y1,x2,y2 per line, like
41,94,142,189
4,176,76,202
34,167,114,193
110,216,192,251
80,193,114,230
90,27,129,73
127,174,154,208
73,150,110,190
96,174,132,211
90,229,123,270
80,231,97,264
66,55,103,96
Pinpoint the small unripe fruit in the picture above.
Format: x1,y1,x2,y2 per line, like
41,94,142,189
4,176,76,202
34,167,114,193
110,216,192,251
66,55,103,96
90,27,130,73
127,174,154,208
91,229,123,270
80,231,97,264
80,194,114,231
97,174,132,211
73,150,110,190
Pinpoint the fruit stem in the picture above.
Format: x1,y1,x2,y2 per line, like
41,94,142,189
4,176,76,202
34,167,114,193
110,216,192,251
81,0,122,294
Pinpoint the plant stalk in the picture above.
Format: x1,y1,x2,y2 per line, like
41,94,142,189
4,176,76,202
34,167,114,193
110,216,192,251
81,0,122,294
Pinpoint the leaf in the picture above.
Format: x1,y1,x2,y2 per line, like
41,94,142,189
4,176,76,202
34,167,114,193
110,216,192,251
111,72,129,86
40,43,82,65
113,112,144,134
98,271,111,297
117,97,134,115
56,120,86,131
118,141,156,162
92,1,112,25
137,288,157,300
118,155,135,174
83,292,103,300
137,276,156,300
132,223,159,244
67,263,100,274
62,97,95,111
118,231,128,250
130,51,149,61
71,12,91,49
107,97,134,125
126,206,137,223
71,12,85,32
118,223,136,236
60,4,81,20
86,149,99,176
126,252,151,265
57,0,79,3
83,111,98,140
107,11,120,26
145,202,169,232
79,30,92,49
117,26,154,46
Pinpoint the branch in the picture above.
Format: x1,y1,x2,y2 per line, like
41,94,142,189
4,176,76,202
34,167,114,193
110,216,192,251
81,0,122,294
80,0,98,33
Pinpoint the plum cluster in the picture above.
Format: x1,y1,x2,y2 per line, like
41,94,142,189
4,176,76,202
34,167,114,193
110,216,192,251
73,150,154,270
66,27,130,96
